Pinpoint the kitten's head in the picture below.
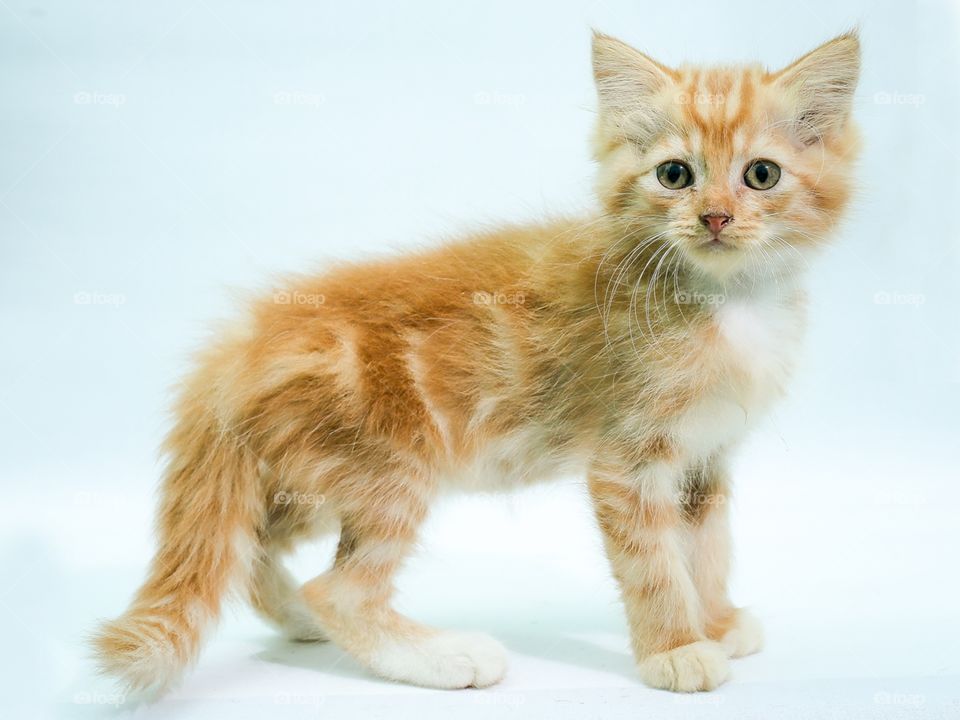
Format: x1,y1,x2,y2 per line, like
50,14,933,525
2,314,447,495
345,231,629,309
591,31,860,281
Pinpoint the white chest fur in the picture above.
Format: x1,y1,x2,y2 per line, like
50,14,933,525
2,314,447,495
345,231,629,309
715,295,803,389
671,287,805,461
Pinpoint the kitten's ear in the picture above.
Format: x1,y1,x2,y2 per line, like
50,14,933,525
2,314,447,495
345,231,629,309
592,31,675,130
771,32,861,144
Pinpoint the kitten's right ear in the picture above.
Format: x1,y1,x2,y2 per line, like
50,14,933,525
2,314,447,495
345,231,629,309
591,31,675,132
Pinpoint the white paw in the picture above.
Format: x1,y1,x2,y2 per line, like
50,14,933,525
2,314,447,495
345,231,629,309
720,608,764,658
370,631,507,689
638,640,729,692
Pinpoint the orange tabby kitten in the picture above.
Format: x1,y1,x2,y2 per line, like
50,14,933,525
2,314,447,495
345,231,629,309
93,31,860,693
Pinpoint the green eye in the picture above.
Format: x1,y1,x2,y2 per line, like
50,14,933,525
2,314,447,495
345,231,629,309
744,159,781,190
656,161,693,189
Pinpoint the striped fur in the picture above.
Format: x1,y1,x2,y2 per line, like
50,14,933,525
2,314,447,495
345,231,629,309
91,31,860,694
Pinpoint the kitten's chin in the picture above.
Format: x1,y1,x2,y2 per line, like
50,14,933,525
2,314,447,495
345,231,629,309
683,235,809,283
683,241,749,280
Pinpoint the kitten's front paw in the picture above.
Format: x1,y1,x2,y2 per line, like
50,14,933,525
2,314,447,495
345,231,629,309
637,640,729,692
720,608,764,658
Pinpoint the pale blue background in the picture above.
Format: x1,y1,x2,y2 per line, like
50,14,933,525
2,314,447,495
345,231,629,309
1,1,958,718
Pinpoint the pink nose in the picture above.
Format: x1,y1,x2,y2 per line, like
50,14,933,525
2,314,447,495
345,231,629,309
700,214,733,235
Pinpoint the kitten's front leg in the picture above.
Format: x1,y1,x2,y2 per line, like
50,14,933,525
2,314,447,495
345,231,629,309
589,454,729,692
684,459,763,659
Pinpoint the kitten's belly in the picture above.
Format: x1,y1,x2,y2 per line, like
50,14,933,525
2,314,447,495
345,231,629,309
442,427,588,492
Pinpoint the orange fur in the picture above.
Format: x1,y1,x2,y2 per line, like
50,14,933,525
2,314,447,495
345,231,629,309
91,30,860,694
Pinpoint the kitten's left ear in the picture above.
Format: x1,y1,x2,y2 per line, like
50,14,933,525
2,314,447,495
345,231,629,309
771,31,861,144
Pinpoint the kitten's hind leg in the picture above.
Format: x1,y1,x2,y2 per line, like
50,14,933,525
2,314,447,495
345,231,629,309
300,478,507,689
250,547,330,642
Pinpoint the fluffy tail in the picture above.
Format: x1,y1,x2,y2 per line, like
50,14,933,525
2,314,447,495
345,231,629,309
91,415,263,694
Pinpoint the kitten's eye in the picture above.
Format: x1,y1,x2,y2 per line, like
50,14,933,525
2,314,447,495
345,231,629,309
744,159,781,190
656,161,693,190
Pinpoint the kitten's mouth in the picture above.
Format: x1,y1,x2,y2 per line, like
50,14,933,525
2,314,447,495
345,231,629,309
699,237,735,251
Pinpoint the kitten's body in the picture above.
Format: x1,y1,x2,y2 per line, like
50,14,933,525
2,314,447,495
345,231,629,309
93,33,859,694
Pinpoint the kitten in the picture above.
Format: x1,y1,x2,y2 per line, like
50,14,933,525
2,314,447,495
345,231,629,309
92,31,860,694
